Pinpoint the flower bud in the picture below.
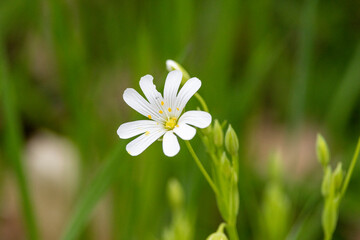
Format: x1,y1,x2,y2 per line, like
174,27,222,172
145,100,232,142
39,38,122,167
206,232,228,240
166,60,190,84
322,199,338,240
230,169,239,219
213,120,224,148
333,162,343,192
167,178,184,210
206,223,228,240
316,134,330,168
321,166,332,197
220,152,232,178
225,125,239,156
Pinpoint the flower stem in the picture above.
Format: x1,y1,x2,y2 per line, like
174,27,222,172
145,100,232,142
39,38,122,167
340,137,360,199
194,93,209,112
227,223,239,240
185,141,219,196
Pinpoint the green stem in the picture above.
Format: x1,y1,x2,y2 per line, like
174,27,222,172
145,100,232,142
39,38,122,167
227,223,239,240
185,141,219,196
0,40,39,239
340,137,360,199
324,233,331,240
194,93,209,112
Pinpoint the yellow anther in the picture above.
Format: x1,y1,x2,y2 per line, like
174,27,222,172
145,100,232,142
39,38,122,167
168,108,172,112
161,101,164,105
176,108,179,111
165,117,177,130
159,110,163,114
176,124,179,128
145,131,150,135
148,115,152,119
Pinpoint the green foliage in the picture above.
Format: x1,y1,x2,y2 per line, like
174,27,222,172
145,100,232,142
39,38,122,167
162,179,194,240
316,134,330,168
317,136,360,240
258,153,290,240
1,0,360,239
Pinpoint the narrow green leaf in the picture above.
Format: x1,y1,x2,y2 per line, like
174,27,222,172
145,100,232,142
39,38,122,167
0,39,39,239
61,142,126,240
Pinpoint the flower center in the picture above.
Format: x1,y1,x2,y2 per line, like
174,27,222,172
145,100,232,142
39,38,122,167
165,117,177,130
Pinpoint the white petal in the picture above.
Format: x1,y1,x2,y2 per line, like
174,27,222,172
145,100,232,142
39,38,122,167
178,110,212,128
166,60,180,72
126,129,165,156
123,88,163,122
173,123,196,140
175,77,201,116
162,131,180,157
139,75,164,109
117,120,163,139
164,70,182,109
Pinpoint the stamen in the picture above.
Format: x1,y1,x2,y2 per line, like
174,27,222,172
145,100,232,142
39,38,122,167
159,110,163,114
161,101,164,105
168,108,172,112
165,117,177,130
145,131,150,135
148,115,152,119
176,124,179,128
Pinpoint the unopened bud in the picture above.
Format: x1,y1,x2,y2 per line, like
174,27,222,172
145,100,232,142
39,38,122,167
316,134,330,168
206,223,228,240
220,152,232,178
166,59,190,84
333,162,343,191
213,120,224,147
167,178,184,210
322,199,338,239
321,166,332,197
225,125,239,156
230,169,239,219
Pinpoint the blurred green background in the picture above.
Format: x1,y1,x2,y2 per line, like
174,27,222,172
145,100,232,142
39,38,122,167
1,0,360,239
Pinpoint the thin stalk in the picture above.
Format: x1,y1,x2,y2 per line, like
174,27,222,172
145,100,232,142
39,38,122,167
340,137,360,199
194,93,209,112
227,223,239,240
61,142,125,240
185,141,218,196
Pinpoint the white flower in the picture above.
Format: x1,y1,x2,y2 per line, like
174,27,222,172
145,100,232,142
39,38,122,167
117,70,212,157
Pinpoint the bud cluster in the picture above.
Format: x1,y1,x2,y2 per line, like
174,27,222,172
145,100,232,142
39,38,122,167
162,179,193,240
316,134,344,240
166,60,240,240
202,119,240,237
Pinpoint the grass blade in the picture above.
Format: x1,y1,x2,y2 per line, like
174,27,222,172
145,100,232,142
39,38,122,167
327,42,360,133
0,39,39,239
60,142,126,240
289,0,318,128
